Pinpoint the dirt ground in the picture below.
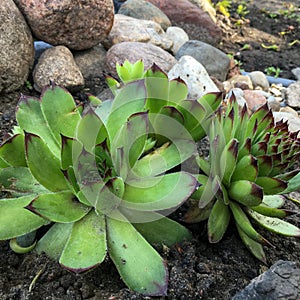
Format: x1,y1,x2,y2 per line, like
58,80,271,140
0,1,300,299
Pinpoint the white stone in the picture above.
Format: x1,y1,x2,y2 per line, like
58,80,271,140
166,26,189,55
248,71,270,91
168,55,219,100
103,14,173,51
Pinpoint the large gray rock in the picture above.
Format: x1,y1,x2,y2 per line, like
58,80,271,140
33,46,84,92
14,0,114,50
168,55,219,100
118,0,171,30
145,0,222,46
233,260,300,300
73,44,107,80
0,0,34,93
106,42,177,75
176,40,230,82
103,14,172,51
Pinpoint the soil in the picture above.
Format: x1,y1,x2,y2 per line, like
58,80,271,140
0,1,300,299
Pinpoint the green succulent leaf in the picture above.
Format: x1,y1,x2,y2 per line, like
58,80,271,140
17,86,81,158
123,172,197,211
0,195,49,240
208,199,231,243
236,224,266,264
228,180,263,207
25,133,69,192
262,195,285,208
0,166,49,197
231,154,258,182
104,80,146,142
255,177,287,195
247,209,300,237
282,172,300,194
133,214,192,247
131,140,196,178
229,201,270,245
26,192,90,223
249,204,288,218
0,134,26,168
107,214,168,296
35,222,73,260
59,211,107,273
112,112,149,179
220,138,239,187
40,85,81,142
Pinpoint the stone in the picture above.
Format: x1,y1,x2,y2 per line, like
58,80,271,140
267,96,281,112
248,71,270,91
188,0,217,23
33,46,84,92
233,260,300,300
73,44,107,80
176,40,230,82
166,27,189,55
292,67,300,80
286,80,300,108
14,0,114,50
227,75,253,90
243,90,267,112
279,106,299,117
118,0,171,30
168,55,219,100
103,14,172,51
106,42,177,76
145,0,222,45
0,0,34,93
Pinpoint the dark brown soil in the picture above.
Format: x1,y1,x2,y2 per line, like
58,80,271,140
0,1,300,299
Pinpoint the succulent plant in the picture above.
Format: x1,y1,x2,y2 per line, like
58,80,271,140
184,94,300,262
0,80,200,296
106,60,223,143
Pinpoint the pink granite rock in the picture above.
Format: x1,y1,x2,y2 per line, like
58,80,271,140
0,0,34,93
243,90,267,112
145,0,222,45
14,0,114,50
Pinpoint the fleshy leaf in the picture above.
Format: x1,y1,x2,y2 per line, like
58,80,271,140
0,195,49,240
40,85,81,142
25,133,69,192
228,180,263,206
16,95,60,157
208,199,231,243
236,224,266,264
133,214,192,247
26,192,90,223
123,172,197,211
256,177,287,195
111,112,148,178
59,211,107,273
0,166,49,197
0,134,26,167
105,80,146,141
107,214,168,296
35,223,73,260
247,209,300,237
131,140,196,178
